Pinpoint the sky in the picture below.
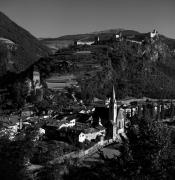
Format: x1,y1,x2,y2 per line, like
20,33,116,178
0,0,175,38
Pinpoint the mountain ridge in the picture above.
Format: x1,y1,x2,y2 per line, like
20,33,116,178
0,11,51,77
40,29,175,52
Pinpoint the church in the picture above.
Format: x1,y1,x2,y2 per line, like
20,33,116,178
93,86,125,140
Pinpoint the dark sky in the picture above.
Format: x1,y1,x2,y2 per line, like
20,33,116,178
0,0,175,38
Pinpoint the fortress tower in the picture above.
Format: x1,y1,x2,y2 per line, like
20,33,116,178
33,71,40,86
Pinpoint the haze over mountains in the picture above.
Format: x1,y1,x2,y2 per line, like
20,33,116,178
0,11,50,77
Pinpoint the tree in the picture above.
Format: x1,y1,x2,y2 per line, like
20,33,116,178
7,80,29,108
0,128,38,180
127,106,173,179
35,99,51,115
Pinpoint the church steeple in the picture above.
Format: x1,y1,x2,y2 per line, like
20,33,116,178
113,85,116,101
112,85,117,140
112,85,117,124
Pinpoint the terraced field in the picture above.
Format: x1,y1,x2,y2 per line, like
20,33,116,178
46,51,104,91
46,74,78,90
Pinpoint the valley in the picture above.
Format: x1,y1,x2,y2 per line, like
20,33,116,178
0,9,175,180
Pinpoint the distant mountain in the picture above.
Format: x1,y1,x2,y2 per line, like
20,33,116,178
40,29,140,52
0,11,50,77
40,29,175,52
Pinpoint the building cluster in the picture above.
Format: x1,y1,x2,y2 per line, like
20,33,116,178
0,114,27,140
121,99,175,123
44,87,125,145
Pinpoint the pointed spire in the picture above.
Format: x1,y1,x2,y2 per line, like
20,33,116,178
113,85,116,102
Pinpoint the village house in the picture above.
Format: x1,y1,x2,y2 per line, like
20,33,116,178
57,119,105,144
124,105,138,117
44,113,106,144
58,119,76,129
78,126,105,143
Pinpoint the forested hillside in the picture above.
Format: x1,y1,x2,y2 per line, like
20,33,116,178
0,11,50,77
37,35,175,100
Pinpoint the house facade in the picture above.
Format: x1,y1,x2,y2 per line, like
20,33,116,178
79,127,105,143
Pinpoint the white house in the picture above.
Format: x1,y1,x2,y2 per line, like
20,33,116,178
79,132,86,142
78,127,106,143
58,119,76,129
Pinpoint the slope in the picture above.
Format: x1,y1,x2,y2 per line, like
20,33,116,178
0,11,50,77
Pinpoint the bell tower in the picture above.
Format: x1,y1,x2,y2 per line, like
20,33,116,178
112,86,117,140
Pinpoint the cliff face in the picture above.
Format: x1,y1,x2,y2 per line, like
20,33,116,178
144,39,171,63
0,12,50,77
